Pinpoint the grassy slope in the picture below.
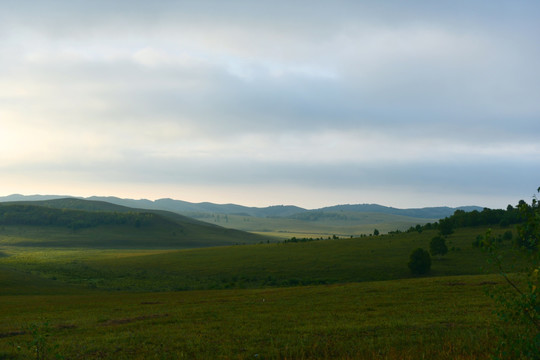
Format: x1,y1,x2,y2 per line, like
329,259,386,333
0,223,267,249
5,198,220,227
0,226,513,291
0,200,269,248
0,266,90,296
0,274,501,360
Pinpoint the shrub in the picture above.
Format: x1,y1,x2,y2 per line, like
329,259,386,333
429,235,448,257
503,230,513,241
408,248,431,275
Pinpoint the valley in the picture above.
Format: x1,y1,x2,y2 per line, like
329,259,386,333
0,196,535,359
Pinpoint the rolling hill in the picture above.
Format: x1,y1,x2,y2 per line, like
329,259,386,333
0,199,268,248
0,194,484,238
0,194,483,219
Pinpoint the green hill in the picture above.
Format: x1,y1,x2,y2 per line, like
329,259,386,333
0,199,269,248
0,195,486,239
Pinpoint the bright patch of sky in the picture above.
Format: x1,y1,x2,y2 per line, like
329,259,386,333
1,0,539,208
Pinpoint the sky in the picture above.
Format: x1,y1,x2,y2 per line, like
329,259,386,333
1,0,539,209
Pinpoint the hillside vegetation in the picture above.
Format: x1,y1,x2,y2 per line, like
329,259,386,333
0,200,268,248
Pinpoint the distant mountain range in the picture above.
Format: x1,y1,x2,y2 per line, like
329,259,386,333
0,194,483,220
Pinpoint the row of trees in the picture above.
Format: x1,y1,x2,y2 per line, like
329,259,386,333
406,204,526,236
407,201,532,275
481,190,539,358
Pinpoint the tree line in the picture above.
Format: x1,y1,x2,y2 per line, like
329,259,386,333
398,204,525,237
0,204,156,230
406,200,534,276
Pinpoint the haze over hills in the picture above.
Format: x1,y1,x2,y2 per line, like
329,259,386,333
0,194,483,219
0,194,486,238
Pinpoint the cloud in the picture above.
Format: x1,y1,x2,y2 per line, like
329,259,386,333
1,0,539,207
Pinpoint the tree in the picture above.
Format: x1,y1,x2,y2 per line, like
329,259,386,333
515,195,540,250
429,235,448,257
481,187,540,359
408,248,431,275
373,229,380,236
438,217,454,236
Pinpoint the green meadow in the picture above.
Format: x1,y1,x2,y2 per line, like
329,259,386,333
0,218,522,359
1,275,500,360
0,226,511,292
187,211,436,239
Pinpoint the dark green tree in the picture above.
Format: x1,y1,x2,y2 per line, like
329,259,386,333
373,229,380,236
482,188,540,359
515,195,540,250
503,230,513,242
438,218,454,236
429,235,448,257
408,248,431,275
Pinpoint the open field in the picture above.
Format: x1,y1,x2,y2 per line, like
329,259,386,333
188,212,436,239
0,226,514,291
0,217,525,359
0,274,502,359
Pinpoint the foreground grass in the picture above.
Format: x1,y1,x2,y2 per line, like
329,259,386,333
0,274,500,359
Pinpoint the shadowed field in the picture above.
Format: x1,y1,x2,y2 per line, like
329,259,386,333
0,226,512,292
0,274,500,359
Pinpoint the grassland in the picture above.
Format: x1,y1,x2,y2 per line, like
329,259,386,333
0,274,503,359
0,226,512,292
0,217,522,359
189,211,436,239
0,223,268,249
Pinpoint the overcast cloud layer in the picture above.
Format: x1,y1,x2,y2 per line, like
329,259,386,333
1,0,539,208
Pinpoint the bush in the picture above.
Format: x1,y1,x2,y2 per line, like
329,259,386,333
438,218,454,236
429,235,448,257
408,248,431,275
503,230,513,241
